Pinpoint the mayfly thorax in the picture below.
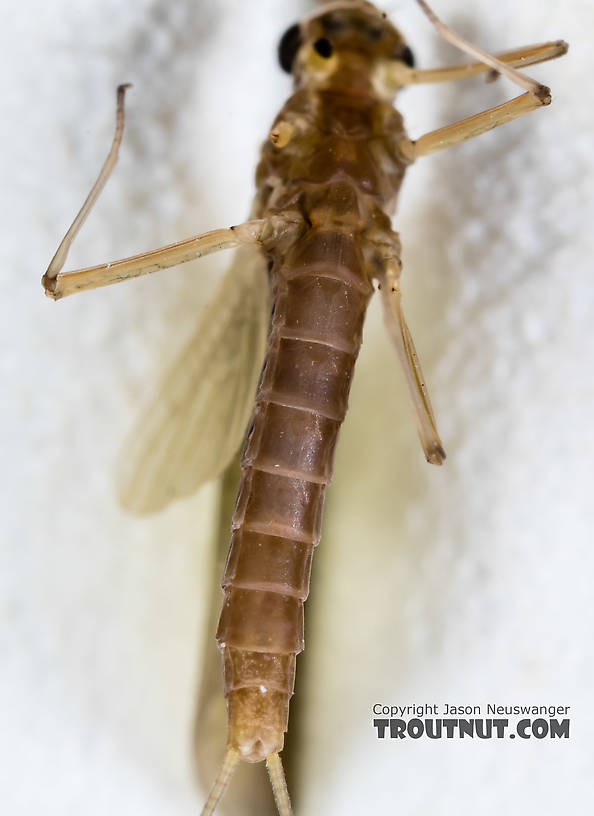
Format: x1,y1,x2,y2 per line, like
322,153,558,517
42,1,567,813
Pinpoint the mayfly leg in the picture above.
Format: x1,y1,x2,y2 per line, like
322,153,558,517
379,261,445,466
368,228,446,465
416,0,551,98
390,40,568,87
394,1,567,160
42,83,132,294
375,2,566,467
42,86,301,301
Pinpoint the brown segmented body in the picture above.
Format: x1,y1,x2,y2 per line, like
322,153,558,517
216,21,411,763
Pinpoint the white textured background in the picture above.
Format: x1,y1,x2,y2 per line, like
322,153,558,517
2,1,592,814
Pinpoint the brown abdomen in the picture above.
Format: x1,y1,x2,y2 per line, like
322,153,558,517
216,228,372,761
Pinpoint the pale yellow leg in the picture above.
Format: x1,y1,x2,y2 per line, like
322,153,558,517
42,86,301,300
43,219,277,300
415,0,552,98
400,91,547,160
395,1,567,160
379,259,445,467
43,83,131,294
390,40,568,87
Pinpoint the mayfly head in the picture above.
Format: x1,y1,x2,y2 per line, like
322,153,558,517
278,1,414,100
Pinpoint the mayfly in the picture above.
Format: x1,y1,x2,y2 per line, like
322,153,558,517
42,1,567,813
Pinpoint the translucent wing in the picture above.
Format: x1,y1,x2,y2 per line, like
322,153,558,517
117,244,270,514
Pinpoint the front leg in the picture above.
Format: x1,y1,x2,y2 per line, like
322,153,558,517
397,0,567,160
43,85,302,300
43,219,288,301
390,40,567,88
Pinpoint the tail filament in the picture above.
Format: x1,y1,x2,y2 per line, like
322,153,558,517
266,753,294,816
199,748,240,816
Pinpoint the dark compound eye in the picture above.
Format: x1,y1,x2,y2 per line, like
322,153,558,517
278,23,302,73
313,37,333,58
401,45,415,68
